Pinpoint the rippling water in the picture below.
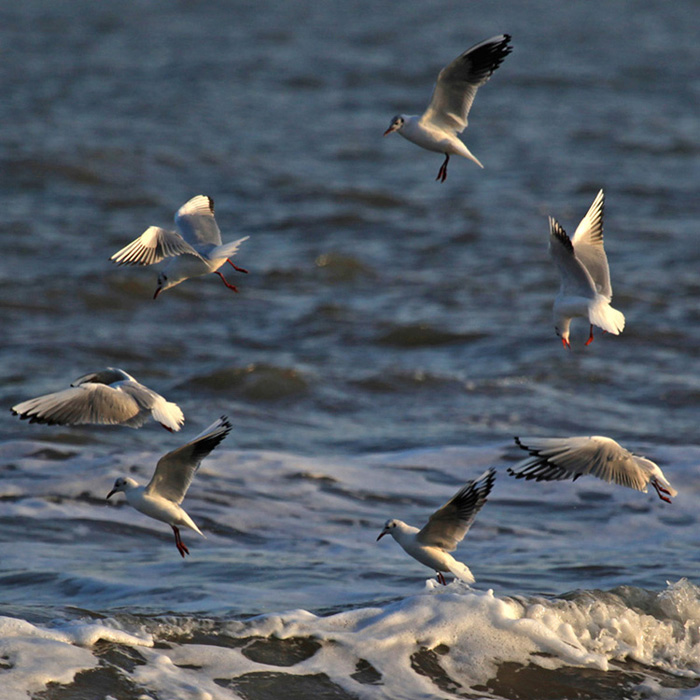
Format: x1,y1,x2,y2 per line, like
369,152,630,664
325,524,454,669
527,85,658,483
1,0,699,698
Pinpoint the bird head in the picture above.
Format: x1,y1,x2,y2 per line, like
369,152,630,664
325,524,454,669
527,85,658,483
383,115,405,136
106,476,136,499
153,272,168,300
554,317,572,349
377,518,399,541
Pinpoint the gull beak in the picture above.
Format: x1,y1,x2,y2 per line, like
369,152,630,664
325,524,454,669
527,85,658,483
153,285,162,300
383,126,395,136
376,530,387,541
106,488,117,500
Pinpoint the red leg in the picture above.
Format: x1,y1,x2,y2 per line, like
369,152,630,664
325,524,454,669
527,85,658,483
214,270,239,293
227,259,248,274
561,337,571,350
436,154,449,183
436,572,447,585
652,481,672,503
585,325,594,346
172,525,190,557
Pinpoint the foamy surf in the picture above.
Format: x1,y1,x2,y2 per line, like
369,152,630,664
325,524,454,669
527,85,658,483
3,580,700,700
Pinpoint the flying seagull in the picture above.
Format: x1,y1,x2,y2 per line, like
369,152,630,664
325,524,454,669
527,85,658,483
509,436,676,503
377,468,495,584
111,195,248,298
11,368,184,432
548,190,625,348
106,416,232,557
384,34,512,181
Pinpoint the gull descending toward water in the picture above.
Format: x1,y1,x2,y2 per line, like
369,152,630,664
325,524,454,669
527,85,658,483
384,34,512,182
106,416,232,557
548,189,625,348
509,436,676,503
111,195,249,298
377,468,495,585
11,368,184,432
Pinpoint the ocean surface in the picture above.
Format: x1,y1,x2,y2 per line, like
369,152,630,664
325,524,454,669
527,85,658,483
1,1,699,698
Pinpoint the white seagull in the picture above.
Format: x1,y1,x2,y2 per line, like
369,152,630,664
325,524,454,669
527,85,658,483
111,195,249,298
383,34,512,182
508,436,677,503
11,368,184,432
548,189,625,348
377,468,495,585
106,416,232,557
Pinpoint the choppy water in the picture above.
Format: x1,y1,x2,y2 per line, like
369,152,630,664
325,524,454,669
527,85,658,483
1,0,699,698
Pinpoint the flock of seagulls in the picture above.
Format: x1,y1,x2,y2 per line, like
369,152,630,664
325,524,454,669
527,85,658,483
8,33,673,584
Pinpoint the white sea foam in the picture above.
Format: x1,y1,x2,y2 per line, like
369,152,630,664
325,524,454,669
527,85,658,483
6,579,695,700
0,615,152,700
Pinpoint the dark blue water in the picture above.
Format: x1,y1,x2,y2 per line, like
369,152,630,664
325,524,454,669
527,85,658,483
0,1,699,698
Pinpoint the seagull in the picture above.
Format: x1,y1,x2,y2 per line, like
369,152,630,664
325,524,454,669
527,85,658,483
11,368,184,432
106,416,232,557
508,436,677,503
377,468,495,585
548,189,625,348
111,195,249,298
383,34,512,182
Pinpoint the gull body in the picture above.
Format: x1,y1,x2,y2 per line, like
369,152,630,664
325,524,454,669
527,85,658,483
11,368,184,432
509,436,676,503
548,190,625,348
111,195,249,298
106,416,232,556
377,468,495,585
384,34,512,181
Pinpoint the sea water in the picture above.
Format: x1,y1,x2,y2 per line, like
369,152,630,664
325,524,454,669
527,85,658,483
1,0,698,697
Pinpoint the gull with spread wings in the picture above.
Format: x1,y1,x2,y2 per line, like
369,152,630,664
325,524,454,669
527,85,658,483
111,195,248,298
377,468,495,585
12,368,184,432
106,416,232,557
509,436,676,503
548,189,625,348
384,34,512,181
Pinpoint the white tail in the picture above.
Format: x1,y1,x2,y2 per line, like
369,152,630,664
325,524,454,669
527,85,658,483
589,297,625,335
152,398,185,432
446,559,475,584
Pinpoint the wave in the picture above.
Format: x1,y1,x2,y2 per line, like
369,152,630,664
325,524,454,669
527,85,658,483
4,580,700,700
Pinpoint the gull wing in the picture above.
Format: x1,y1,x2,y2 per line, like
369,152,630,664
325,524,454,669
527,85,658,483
420,34,512,134
211,236,250,260
570,190,612,299
509,436,651,492
548,217,596,299
12,382,143,427
111,226,201,266
71,368,133,387
145,416,232,504
175,195,222,246
416,468,495,551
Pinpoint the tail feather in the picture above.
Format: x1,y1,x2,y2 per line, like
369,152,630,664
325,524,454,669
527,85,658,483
446,559,475,584
152,399,185,432
212,236,249,260
589,298,625,335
